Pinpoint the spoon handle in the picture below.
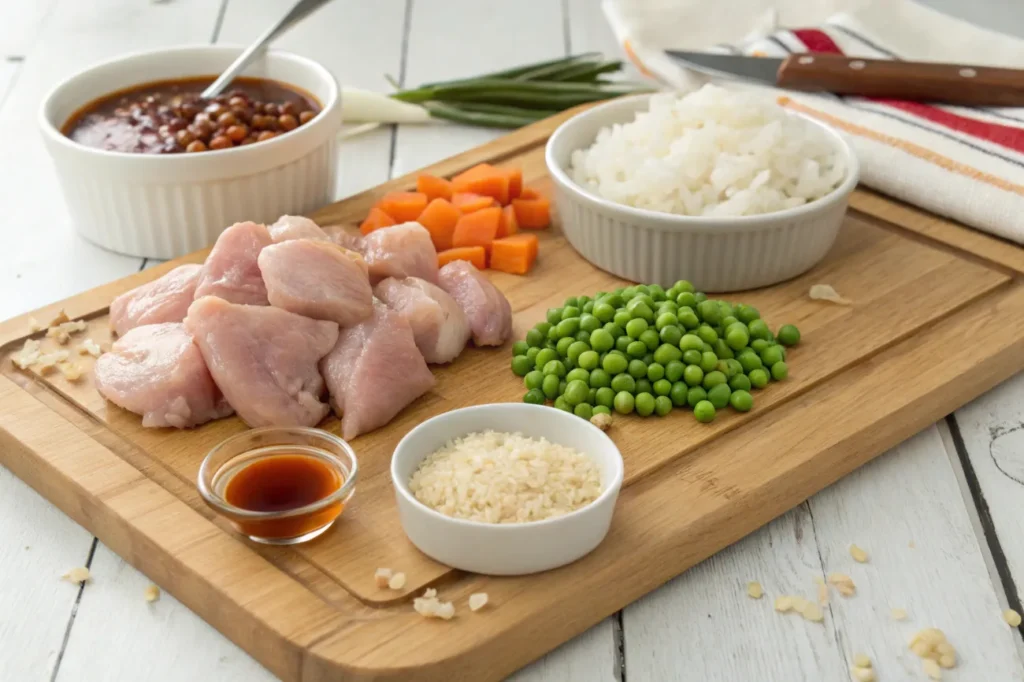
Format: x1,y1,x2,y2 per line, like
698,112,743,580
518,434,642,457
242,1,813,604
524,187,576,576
201,0,335,100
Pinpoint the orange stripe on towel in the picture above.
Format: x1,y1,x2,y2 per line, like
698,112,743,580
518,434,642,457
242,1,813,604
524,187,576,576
623,40,654,78
778,97,1024,199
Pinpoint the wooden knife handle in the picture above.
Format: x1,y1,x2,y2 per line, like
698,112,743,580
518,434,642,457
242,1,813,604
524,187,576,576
777,54,1024,107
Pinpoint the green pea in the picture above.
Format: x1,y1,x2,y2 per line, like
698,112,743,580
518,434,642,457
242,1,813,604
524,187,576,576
693,400,715,423
725,358,743,377
670,381,689,406
655,312,678,331
593,302,616,323
563,296,578,308
713,339,734,360
679,334,704,353
748,319,772,341
628,359,648,379
659,324,683,347
566,341,589,364
588,328,614,353
732,304,758,324
686,386,707,408
512,340,529,356
611,374,636,394
703,370,727,390
683,364,704,387
702,342,715,354
697,300,722,325
697,325,718,344
676,291,698,308
542,359,566,378
748,368,769,389
673,279,695,294
524,388,546,405
602,293,624,308
577,295,592,308
642,352,656,366
595,387,616,408
554,396,571,412
582,301,594,314
627,300,655,323
554,336,574,357
621,287,637,301
682,349,702,365
534,348,557,370
771,361,789,381
648,284,666,301
511,355,533,376
778,324,801,347
695,292,708,304
546,308,563,325
576,350,599,371
627,341,648,358
573,402,593,419
564,380,589,406
750,338,771,353
566,368,590,385
526,347,540,364
542,373,561,399
635,293,656,310
647,362,665,381
547,325,560,342
729,373,751,392
760,345,784,367
613,310,633,329
653,379,672,397
559,380,567,394
639,329,661,351
738,352,763,373
525,328,544,348
725,324,750,350
561,306,580,320
615,335,633,354
699,351,718,373
665,360,685,383
592,405,611,416
589,368,611,389
707,383,731,409
677,307,700,330
721,315,738,329
535,321,553,336
524,370,544,390
635,378,652,395
635,392,656,416
730,389,753,412
601,321,622,338
603,353,628,375
614,391,635,414
659,301,678,315
556,318,581,338
579,314,601,333
654,395,673,416
626,318,649,339
652,343,682,366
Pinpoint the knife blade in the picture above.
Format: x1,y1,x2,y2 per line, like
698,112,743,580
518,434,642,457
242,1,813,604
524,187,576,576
664,50,1024,107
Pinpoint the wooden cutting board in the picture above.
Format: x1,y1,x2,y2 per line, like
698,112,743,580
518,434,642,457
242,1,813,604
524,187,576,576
3,108,1024,681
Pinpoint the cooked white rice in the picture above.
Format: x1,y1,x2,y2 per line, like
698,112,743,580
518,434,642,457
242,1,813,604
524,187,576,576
569,84,846,217
408,430,602,524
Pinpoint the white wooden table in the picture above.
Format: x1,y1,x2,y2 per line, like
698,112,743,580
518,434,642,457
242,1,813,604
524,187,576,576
3,1,1024,680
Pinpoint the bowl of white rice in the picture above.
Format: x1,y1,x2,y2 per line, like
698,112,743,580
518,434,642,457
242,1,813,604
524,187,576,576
547,85,859,292
391,403,623,575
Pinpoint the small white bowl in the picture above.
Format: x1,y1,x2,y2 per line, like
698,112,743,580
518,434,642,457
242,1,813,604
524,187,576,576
391,404,624,576
546,94,860,292
39,45,341,260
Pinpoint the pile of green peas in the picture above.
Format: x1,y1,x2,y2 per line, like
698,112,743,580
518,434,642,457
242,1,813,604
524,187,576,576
509,280,801,423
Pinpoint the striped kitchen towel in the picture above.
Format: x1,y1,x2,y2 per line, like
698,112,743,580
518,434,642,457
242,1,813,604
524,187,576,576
603,0,1024,244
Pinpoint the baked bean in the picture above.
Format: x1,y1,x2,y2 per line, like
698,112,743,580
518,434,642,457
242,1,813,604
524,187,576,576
217,112,238,127
278,114,298,131
225,125,248,142
209,135,233,150
186,140,207,153
228,96,248,108
299,111,315,124
257,131,278,142
281,101,296,116
176,129,195,146
263,103,279,116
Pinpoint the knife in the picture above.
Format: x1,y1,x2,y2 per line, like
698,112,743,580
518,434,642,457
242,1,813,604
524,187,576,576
665,50,1024,107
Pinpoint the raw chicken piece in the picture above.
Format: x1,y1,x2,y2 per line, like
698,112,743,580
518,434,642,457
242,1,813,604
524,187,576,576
321,299,435,440
94,323,233,428
326,226,365,253
109,264,201,337
184,296,339,428
267,215,330,243
194,221,272,305
258,240,373,326
374,277,470,364
437,261,513,346
359,222,438,285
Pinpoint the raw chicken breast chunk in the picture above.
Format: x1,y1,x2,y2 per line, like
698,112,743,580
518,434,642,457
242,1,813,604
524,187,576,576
94,322,233,428
437,260,513,346
109,264,201,337
267,215,330,243
259,240,373,326
184,296,339,428
321,298,435,440
374,277,470,364
359,222,438,285
194,221,272,305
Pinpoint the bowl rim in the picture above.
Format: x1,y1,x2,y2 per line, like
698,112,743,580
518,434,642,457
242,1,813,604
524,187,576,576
544,92,861,233
37,43,340,163
391,403,624,531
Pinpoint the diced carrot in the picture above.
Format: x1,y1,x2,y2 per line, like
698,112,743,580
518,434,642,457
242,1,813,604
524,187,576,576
511,196,551,229
417,198,461,252
505,167,523,201
416,174,453,202
490,233,539,275
359,207,397,235
452,192,497,214
452,206,502,253
497,205,519,238
438,246,487,270
518,187,540,200
452,163,511,205
376,192,428,223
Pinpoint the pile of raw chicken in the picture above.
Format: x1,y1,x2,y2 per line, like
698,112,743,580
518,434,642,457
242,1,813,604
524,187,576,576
94,217,513,440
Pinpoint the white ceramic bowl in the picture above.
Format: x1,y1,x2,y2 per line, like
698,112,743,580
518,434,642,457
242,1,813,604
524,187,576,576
546,94,860,292
391,404,624,576
39,45,341,260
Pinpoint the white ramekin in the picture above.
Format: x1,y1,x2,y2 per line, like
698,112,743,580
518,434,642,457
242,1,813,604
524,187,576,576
546,95,860,292
39,45,341,260
391,404,624,576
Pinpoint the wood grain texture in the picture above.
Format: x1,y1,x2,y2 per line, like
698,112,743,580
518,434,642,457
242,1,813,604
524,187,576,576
4,108,1024,680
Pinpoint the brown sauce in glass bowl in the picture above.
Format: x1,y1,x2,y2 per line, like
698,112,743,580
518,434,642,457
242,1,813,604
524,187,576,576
61,76,322,154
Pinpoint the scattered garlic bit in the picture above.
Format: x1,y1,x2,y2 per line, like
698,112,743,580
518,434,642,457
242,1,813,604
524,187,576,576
374,568,393,588
468,593,489,612
775,595,794,612
62,567,91,584
78,338,103,357
11,338,41,369
58,362,83,382
849,544,869,563
909,540,916,549
28,317,43,333
850,666,876,682
800,600,824,623
590,412,612,431
909,628,957,671
774,595,823,623
922,659,942,680
828,572,856,597
388,572,407,590
814,576,828,605
413,589,455,620
747,581,763,599
423,587,437,599
891,607,908,621
49,309,70,327
853,653,872,669
809,283,852,305
1003,608,1022,627
47,319,88,345
36,350,70,374
144,584,160,603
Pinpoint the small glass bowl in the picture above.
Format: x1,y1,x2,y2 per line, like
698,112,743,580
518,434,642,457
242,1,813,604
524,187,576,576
198,426,358,545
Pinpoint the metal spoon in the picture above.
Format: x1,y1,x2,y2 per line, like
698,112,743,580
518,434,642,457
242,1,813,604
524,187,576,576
200,0,335,100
